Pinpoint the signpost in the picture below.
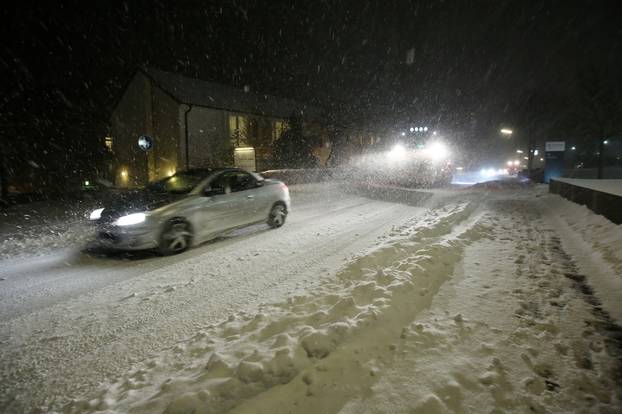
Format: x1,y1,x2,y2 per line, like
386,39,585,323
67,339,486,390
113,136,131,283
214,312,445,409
138,135,156,181
138,135,154,151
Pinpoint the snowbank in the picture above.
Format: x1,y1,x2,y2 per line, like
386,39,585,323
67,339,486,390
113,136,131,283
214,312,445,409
538,192,622,323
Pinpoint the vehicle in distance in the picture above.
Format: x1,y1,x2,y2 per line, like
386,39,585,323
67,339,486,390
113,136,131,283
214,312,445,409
89,168,290,255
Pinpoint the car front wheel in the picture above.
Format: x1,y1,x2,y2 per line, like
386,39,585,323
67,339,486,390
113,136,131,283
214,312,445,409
159,219,193,255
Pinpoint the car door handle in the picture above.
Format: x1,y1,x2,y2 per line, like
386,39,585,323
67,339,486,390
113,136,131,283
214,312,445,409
247,195,254,199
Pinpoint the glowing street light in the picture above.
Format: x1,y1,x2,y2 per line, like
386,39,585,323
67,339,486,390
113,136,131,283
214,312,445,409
516,149,523,154
500,128,513,135
409,127,414,132
571,146,576,150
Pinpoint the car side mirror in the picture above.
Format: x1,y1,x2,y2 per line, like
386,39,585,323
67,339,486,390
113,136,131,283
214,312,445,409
204,188,225,197
255,180,264,187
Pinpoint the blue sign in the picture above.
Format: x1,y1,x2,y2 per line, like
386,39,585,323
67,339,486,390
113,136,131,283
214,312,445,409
544,141,565,183
138,135,154,151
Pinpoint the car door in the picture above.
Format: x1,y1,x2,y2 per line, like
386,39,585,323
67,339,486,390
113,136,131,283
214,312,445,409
195,171,244,238
228,171,264,223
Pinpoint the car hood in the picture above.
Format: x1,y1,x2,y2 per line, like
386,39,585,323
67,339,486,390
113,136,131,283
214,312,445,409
98,190,185,222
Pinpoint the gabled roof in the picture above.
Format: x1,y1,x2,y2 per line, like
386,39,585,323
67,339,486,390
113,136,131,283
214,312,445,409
140,66,323,120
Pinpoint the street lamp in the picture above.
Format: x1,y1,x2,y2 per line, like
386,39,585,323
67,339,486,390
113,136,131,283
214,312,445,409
500,128,513,135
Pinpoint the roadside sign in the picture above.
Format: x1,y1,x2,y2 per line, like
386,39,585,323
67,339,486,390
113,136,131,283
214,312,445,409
544,141,565,183
138,135,154,151
545,141,565,152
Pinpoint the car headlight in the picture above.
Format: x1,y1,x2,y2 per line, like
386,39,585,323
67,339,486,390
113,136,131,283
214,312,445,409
386,143,407,161
425,142,450,162
114,213,147,226
90,208,104,220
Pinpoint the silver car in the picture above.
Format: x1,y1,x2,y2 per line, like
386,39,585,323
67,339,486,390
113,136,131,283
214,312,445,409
89,168,290,254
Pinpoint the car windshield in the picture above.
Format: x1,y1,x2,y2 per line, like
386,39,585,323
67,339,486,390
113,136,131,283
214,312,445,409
146,171,208,194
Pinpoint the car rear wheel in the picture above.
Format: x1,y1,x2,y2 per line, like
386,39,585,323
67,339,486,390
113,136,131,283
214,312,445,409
267,203,287,228
159,219,192,255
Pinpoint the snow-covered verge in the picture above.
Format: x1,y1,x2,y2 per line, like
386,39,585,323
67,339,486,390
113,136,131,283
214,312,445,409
56,187,621,414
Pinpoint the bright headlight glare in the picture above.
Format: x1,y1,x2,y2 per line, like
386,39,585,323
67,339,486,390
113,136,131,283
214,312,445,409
89,208,104,220
115,213,146,226
387,144,407,161
426,142,449,161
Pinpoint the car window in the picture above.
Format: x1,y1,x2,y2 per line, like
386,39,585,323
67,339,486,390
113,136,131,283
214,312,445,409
229,172,256,192
146,171,208,194
206,172,232,194
205,171,255,194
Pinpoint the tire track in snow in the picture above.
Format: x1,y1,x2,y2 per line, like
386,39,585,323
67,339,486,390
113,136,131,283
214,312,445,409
57,200,482,414
339,197,622,414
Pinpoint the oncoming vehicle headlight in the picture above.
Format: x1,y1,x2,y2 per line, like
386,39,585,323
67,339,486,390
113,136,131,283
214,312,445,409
386,143,407,162
114,212,147,226
89,208,104,220
425,142,450,162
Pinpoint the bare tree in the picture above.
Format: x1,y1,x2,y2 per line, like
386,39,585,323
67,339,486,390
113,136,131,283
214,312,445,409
568,66,622,178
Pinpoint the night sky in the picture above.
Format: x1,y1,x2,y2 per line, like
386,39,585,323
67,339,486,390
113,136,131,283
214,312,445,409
1,0,621,182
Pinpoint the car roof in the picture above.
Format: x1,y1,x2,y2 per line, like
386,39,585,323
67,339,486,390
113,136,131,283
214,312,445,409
177,167,240,177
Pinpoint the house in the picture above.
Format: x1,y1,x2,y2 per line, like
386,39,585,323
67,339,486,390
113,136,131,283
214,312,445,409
106,67,325,187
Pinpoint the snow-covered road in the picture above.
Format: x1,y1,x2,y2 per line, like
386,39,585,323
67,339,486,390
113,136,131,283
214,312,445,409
1,182,620,413
0,183,443,412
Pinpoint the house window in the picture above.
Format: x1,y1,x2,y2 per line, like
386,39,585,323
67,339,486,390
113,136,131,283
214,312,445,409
229,115,249,147
272,120,286,142
105,136,114,152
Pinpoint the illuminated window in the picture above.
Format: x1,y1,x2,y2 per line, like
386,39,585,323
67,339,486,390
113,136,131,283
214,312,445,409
272,120,286,142
105,136,113,152
228,115,249,147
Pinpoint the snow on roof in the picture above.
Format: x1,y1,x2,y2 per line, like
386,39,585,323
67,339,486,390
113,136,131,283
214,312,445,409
141,66,323,120
553,177,622,197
